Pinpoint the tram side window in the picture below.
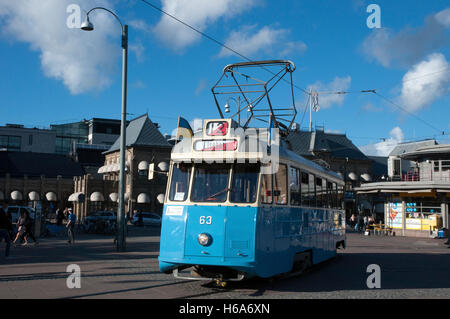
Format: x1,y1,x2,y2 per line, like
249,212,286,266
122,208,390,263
274,164,288,205
301,172,309,206
337,185,344,209
331,182,337,208
230,164,259,203
325,181,332,208
289,167,301,206
261,173,273,204
309,174,316,207
316,178,323,207
169,163,192,201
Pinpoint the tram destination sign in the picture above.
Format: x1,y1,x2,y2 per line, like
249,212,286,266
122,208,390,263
194,139,237,151
206,121,228,136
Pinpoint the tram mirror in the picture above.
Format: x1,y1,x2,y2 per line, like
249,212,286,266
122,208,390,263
148,163,155,180
157,193,165,204
158,161,169,172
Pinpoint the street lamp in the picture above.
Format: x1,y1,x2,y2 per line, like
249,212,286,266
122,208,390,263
81,7,128,252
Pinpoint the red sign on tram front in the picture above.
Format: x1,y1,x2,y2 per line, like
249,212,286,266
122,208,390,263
193,139,237,151
206,121,228,136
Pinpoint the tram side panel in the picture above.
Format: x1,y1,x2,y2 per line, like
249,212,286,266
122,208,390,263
254,206,343,278
159,205,187,272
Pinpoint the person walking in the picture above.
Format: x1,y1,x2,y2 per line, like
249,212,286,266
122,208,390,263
350,214,356,228
22,210,38,245
13,211,27,245
0,202,13,257
66,208,76,244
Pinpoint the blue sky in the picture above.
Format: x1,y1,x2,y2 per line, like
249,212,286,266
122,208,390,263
0,0,449,156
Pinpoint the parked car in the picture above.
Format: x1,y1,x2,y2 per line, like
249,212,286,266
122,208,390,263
82,211,117,234
132,212,161,226
5,206,36,223
85,211,116,222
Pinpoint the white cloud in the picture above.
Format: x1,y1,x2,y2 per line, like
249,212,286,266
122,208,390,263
360,127,404,156
435,7,450,27
307,76,351,108
399,53,450,113
0,0,120,94
361,8,450,68
153,0,257,51
195,79,208,96
218,25,307,58
131,80,146,89
129,19,152,33
362,102,382,112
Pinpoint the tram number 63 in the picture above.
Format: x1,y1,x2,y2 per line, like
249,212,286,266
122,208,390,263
200,216,212,225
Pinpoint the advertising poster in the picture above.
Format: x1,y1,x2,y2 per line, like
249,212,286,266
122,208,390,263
388,202,403,229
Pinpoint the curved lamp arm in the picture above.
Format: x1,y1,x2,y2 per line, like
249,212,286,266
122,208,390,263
86,7,123,29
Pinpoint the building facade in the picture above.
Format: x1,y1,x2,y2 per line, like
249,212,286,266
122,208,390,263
71,114,172,220
0,151,84,219
50,118,125,155
0,124,56,153
356,143,450,237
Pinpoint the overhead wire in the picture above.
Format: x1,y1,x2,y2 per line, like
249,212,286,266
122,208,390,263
138,0,447,139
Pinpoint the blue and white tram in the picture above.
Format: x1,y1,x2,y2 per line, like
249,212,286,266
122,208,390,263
158,119,345,282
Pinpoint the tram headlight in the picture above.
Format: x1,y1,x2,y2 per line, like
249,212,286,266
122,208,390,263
198,233,212,246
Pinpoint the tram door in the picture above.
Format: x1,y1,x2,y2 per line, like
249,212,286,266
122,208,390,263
258,172,275,254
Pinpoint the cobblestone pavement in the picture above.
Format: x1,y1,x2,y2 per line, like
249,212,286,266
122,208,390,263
0,227,449,299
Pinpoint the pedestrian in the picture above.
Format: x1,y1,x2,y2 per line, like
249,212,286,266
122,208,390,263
22,210,38,245
353,214,359,231
363,215,369,231
0,202,13,257
350,214,356,228
66,208,76,244
356,214,364,232
56,208,63,226
13,211,27,245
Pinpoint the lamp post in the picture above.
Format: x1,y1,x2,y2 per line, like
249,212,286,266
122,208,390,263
81,8,128,251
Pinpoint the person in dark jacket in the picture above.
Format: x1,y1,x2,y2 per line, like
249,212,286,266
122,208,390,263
22,210,38,245
0,202,13,257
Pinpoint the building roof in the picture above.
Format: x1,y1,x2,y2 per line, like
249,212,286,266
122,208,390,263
105,114,171,154
400,143,450,160
389,139,437,157
367,156,388,178
0,151,84,178
355,180,450,194
286,130,369,160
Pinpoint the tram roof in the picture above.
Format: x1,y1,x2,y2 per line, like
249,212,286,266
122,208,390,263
279,146,343,182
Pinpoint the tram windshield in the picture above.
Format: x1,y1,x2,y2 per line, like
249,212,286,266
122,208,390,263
191,164,230,202
169,163,260,203
169,163,192,201
229,164,259,203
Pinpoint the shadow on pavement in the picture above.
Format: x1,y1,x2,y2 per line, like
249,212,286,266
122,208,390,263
219,251,450,294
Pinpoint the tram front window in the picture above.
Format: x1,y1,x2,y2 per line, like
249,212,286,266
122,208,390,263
191,164,230,202
230,164,259,203
169,163,192,201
